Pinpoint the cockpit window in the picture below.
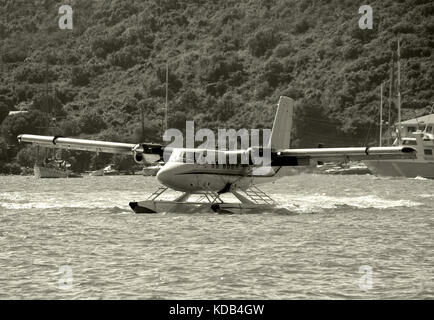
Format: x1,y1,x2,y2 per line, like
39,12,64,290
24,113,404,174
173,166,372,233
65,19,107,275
167,150,196,163
168,150,185,163
168,149,248,164
403,139,417,146
407,126,416,133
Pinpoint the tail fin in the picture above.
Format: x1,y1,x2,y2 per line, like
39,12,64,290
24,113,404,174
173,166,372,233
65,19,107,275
268,96,294,150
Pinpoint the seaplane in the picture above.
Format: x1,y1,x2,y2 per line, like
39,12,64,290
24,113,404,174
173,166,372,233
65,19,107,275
17,96,417,214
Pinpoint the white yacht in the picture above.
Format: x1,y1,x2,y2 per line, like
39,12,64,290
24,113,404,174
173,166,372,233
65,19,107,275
365,114,434,178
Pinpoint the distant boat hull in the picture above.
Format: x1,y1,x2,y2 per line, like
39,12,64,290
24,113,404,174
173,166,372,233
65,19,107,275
67,172,83,178
34,165,68,178
142,167,160,176
365,160,434,179
103,171,119,176
34,165,82,178
317,162,371,175
90,169,104,176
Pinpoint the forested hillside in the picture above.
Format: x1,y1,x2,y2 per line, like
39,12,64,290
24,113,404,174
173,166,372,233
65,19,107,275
0,0,433,172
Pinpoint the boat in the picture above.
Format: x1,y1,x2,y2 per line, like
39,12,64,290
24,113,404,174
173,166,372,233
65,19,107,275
34,162,67,178
365,115,434,178
66,171,83,178
34,159,82,178
102,164,119,176
89,169,104,176
142,162,163,176
364,40,434,178
317,161,371,175
140,62,167,178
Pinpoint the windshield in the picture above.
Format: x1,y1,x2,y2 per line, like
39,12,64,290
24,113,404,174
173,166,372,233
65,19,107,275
168,150,185,163
403,139,417,146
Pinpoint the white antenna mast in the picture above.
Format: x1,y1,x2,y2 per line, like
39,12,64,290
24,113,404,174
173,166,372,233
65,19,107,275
165,61,168,134
379,82,383,147
397,38,402,142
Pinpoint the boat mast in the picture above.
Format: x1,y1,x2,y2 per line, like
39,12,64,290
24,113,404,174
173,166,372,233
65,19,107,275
45,57,49,114
387,54,394,146
164,61,168,134
140,104,145,139
44,55,50,160
379,83,383,147
397,39,402,142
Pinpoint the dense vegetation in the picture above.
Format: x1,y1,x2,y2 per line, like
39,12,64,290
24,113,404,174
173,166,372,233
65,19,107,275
0,0,433,173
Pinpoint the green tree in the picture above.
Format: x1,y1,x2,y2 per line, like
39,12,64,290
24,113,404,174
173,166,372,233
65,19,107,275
16,145,38,167
247,28,281,57
2,163,21,174
0,138,8,162
59,118,81,136
0,101,9,124
1,110,50,144
71,66,91,86
112,154,139,174
32,92,64,117
79,111,107,134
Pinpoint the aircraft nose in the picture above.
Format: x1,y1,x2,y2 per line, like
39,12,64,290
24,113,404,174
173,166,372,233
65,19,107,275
155,163,185,191
156,166,169,185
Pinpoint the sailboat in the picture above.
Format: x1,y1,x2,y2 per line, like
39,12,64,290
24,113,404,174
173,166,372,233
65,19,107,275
34,158,68,178
142,61,169,177
364,40,434,178
365,115,434,178
33,57,82,178
34,146,82,178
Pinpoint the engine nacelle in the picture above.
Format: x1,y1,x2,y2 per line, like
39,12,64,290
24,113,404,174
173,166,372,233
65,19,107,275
132,143,163,165
133,152,145,164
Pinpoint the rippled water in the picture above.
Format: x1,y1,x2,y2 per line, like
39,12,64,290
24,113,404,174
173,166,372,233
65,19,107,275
0,174,432,299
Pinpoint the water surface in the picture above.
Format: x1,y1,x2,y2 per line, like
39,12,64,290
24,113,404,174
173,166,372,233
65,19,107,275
0,174,432,299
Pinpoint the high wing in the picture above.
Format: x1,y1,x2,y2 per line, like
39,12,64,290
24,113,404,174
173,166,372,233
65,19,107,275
271,146,416,166
17,134,163,163
18,135,417,166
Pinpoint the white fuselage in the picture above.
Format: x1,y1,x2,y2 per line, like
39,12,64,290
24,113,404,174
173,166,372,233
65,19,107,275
156,148,280,192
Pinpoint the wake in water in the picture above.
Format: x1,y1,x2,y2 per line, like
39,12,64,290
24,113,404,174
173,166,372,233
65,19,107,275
418,194,434,198
0,191,132,212
0,191,422,215
413,176,429,180
272,194,422,214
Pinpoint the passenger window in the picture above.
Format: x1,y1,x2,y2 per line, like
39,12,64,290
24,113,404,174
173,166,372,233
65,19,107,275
403,140,417,146
424,149,433,156
407,126,416,133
